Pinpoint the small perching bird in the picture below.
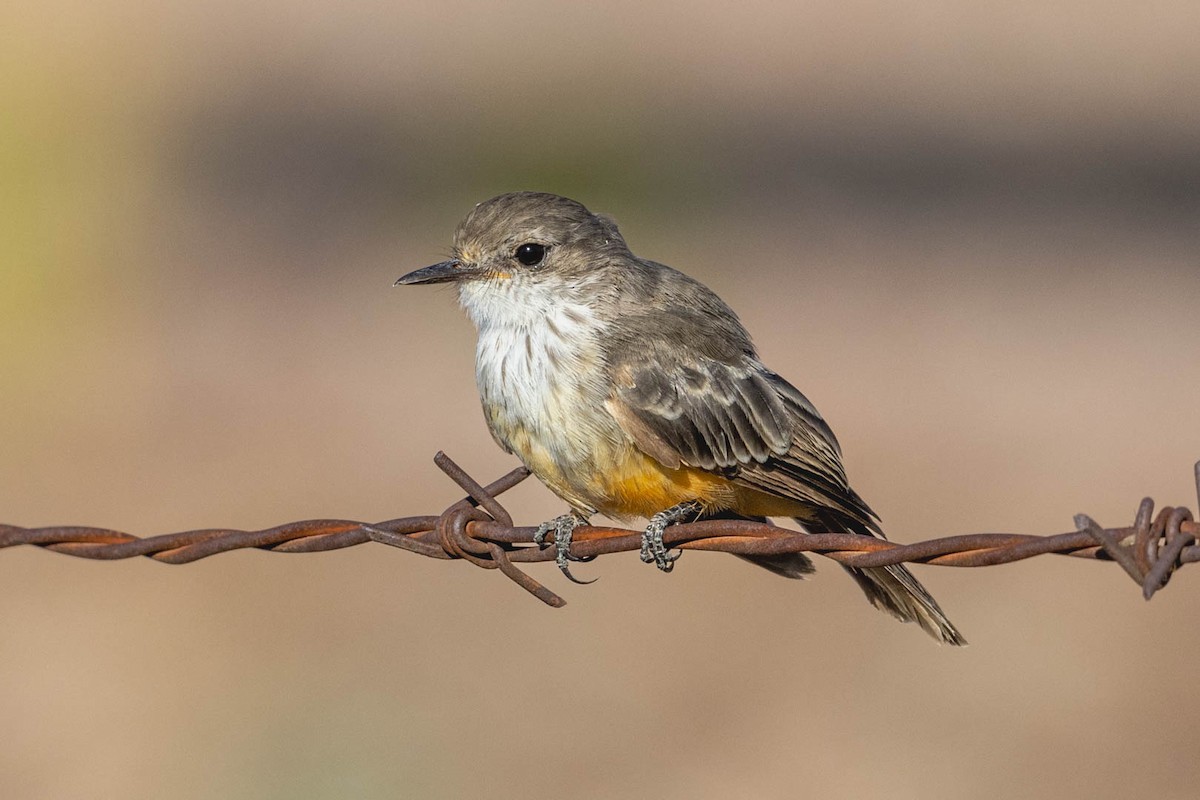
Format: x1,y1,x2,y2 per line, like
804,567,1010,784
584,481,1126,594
397,192,965,645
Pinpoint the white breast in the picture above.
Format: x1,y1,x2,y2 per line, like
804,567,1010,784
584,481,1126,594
459,277,611,464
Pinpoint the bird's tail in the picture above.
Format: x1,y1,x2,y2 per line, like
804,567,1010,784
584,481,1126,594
736,551,816,579
841,562,967,646
801,512,967,646
703,510,966,645
701,511,818,578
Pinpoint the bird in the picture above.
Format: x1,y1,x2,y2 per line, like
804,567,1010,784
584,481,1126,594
396,191,965,645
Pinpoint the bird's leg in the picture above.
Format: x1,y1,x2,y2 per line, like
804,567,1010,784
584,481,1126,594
641,500,704,572
534,512,595,585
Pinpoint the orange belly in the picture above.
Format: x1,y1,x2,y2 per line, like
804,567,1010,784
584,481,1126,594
593,448,809,520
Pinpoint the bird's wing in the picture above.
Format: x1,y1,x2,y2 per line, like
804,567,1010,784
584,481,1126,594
607,348,879,530
608,354,793,469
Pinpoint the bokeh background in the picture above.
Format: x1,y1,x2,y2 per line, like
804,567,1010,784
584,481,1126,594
3,2,1199,798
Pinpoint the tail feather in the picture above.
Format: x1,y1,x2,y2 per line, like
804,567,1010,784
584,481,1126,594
842,563,968,646
802,511,968,646
704,511,817,579
736,551,816,579
705,509,967,645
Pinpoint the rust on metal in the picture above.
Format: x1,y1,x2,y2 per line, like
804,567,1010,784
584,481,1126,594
2,454,1196,608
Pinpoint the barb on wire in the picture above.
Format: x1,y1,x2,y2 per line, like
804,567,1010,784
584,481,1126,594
2,453,1197,608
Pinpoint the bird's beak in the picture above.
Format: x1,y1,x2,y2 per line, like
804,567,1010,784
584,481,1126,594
394,258,470,286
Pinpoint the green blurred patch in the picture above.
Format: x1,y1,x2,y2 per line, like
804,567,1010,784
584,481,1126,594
0,50,156,372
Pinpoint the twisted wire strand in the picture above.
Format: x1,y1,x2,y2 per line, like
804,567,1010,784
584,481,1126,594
3,453,1196,608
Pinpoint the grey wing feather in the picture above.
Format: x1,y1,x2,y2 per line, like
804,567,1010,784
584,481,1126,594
610,348,879,533
613,356,792,470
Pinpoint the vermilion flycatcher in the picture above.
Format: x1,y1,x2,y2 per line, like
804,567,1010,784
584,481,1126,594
398,192,965,645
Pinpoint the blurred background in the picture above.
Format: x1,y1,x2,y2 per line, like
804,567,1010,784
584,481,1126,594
3,2,1199,798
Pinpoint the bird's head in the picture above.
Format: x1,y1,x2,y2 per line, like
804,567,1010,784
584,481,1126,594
396,192,630,307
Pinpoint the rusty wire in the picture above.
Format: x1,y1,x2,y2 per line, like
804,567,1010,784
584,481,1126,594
2,452,1197,608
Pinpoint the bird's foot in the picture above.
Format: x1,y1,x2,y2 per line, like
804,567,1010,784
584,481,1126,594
534,513,595,585
640,500,704,573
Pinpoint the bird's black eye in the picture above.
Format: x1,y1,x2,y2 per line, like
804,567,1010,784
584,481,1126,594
514,242,547,266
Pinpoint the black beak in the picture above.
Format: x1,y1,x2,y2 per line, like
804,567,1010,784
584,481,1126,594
395,258,467,286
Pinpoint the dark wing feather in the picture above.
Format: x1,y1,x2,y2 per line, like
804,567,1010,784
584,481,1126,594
611,354,792,470
609,344,879,533
738,371,881,533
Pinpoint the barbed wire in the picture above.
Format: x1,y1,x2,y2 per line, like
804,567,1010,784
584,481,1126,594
2,452,1197,608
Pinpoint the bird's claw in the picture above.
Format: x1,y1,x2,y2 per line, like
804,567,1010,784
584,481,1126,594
640,517,681,572
640,500,703,572
535,513,596,585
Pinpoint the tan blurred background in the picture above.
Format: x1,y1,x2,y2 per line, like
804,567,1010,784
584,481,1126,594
3,2,1199,798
